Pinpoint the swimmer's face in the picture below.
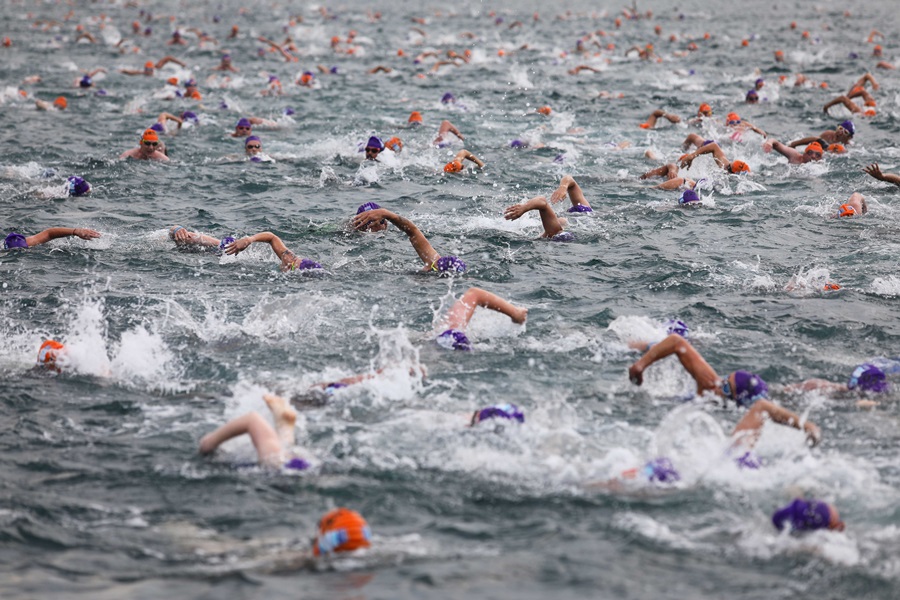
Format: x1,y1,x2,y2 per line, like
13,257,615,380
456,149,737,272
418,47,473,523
140,139,159,156
245,141,261,155
360,219,388,233
235,125,252,137
804,149,823,161
364,147,381,160
835,127,852,143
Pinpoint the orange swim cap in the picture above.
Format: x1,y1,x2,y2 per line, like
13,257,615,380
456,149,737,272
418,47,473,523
141,129,159,142
167,76,178,86
537,106,552,115
774,50,784,58
819,81,828,89
38,339,65,370
730,160,750,173
385,137,403,152
864,99,876,107
698,103,712,115
408,111,423,123
497,49,505,57
864,108,876,117
312,508,372,556
827,143,846,154
806,141,823,154
144,61,154,69
838,203,856,217
741,39,749,47
53,96,67,109
397,48,404,56
639,122,651,129
726,112,741,124
299,72,313,85
443,159,464,173
3,36,12,47
823,282,841,291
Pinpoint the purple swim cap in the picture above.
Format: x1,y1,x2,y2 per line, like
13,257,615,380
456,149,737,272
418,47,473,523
838,120,855,136
731,370,769,407
249,156,263,162
567,204,593,213
67,176,91,196
329,66,338,74
510,139,527,148
643,457,680,484
437,329,471,351
679,189,700,204
218,236,235,253
441,92,455,104
244,135,261,146
664,319,689,337
474,403,525,424
184,78,197,88
268,74,280,83
236,117,252,128
356,202,381,214
434,255,467,273
284,457,311,471
848,52,859,59
366,136,384,150
772,498,831,532
3,232,28,249
550,231,575,242
181,110,198,123
95,89,107,96
746,90,758,101
79,75,92,88
294,258,322,270
734,450,761,470
150,122,165,133
283,107,295,116
847,363,888,393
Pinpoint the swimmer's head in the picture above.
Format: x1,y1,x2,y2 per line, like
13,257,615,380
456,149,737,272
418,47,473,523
218,236,235,253
38,339,65,370
79,75,92,88
755,78,765,89
235,118,253,135
727,160,750,174
244,135,261,155
441,92,455,104
287,258,323,271
66,176,91,197
437,329,471,351
567,204,593,213
181,110,199,124
745,89,759,103
537,105,552,115
312,508,372,556
166,76,178,86
678,189,700,205
283,107,295,116
726,112,741,125
664,319,689,337
643,457,680,484
698,103,713,116
510,139,528,149
144,61,154,71
364,136,384,159
847,363,888,393
141,130,159,148
408,111,423,125
470,403,525,426
355,202,387,231
827,143,845,154
772,498,843,532
443,159,464,173
729,370,769,407
837,120,855,137
53,96,67,110
432,255,467,274
385,137,403,152
3,232,28,250
299,71,314,85
803,141,823,159
550,231,575,242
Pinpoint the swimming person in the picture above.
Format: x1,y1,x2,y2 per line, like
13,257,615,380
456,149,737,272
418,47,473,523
442,149,485,173
4,227,100,250
435,287,528,350
772,498,845,532
788,120,854,148
503,175,592,240
168,225,234,253
832,193,867,218
639,108,681,129
119,129,169,161
350,207,467,273
763,139,824,164
679,142,751,174
863,163,900,187
198,393,309,471
225,231,322,272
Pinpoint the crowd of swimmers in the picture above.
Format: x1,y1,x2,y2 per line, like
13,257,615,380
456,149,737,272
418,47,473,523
7,2,900,559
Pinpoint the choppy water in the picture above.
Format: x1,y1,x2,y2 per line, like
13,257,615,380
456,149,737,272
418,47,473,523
2,0,900,598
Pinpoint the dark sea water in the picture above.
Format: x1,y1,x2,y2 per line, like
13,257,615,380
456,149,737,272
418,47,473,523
2,0,900,598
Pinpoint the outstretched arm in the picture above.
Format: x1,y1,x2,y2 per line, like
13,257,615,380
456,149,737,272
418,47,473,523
351,208,440,267
504,196,565,238
823,95,862,114
787,136,819,148
169,225,220,247
864,163,900,187
453,148,484,168
156,56,186,68
731,399,820,447
680,142,728,169
225,231,291,260
25,227,100,247
628,334,721,395
441,287,527,331
550,174,591,208
437,120,464,141
768,139,802,162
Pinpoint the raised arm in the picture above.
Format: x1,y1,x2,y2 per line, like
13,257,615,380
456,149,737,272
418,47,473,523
680,142,728,169
768,139,802,162
787,136,819,148
455,149,484,168
351,208,440,267
156,56,187,68
25,227,100,247
731,399,820,447
157,112,183,128
225,231,289,259
628,334,721,394
823,95,862,114
441,287,527,331
864,163,900,187
504,196,565,238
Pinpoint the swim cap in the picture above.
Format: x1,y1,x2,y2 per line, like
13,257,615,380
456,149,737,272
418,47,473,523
385,137,403,152
436,329,471,351
827,143,845,154
244,135,261,147
837,203,856,218
726,112,741,125
300,72,314,85
772,498,832,532
847,363,888,393
838,120,855,136
823,282,841,291
664,319,689,337
236,118,252,128
149,122,165,133
283,107,295,116
805,141,823,154
283,457,310,471
38,339,65,369
67,176,91,196
440,92,455,104
329,66,338,74
366,136,384,150
755,78,764,87
184,78,197,88
53,96,67,109
698,103,712,115
731,370,768,407
567,204,593,213
643,457,680,483
730,160,750,174
141,129,159,143
510,139,528,148
408,111,423,123
249,156,263,163
79,75,92,88
537,105,552,115
433,255,467,273
166,76,178,86
746,90,759,102
443,159,464,173
292,258,323,270
550,231,575,242
733,450,761,470
181,110,198,123
473,403,525,424
864,108,876,117
679,189,700,204
218,236,235,253
144,61,154,69
3,232,28,249
312,508,371,556
356,202,381,214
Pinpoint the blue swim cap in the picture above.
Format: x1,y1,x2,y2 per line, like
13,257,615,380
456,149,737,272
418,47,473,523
733,450,761,469
366,136,384,150
679,189,700,204
236,117,252,128
567,204,593,213
218,236,235,253
473,403,525,424
249,156,263,162
731,370,769,407
664,319,689,337
772,498,831,532
67,176,91,196
436,329,471,351
283,107,295,116
356,202,381,214
294,258,322,270
433,255,467,273
838,120,855,136
510,139,527,148
244,135,261,146
643,457,680,483
441,92,455,104
847,363,888,393
284,457,310,471
150,122,165,133
181,110,199,123
79,75,92,88
3,232,28,249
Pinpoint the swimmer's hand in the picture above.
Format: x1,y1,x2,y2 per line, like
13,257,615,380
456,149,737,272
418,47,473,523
171,226,194,243
351,208,389,231
803,422,821,447
225,236,251,255
864,163,884,181
511,307,528,324
503,204,528,221
74,228,101,240
679,153,695,169
628,363,644,386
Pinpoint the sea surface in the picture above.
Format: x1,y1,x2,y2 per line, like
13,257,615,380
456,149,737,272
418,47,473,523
2,0,900,598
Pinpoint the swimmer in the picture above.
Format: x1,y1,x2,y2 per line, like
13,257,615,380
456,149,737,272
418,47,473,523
352,202,388,232
168,30,187,46
35,96,67,111
823,95,876,117
243,136,265,161
639,109,681,130
3,227,101,250
442,149,485,173
363,136,384,161
435,287,528,350
681,133,716,151
199,393,308,471
213,53,238,72
830,192,868,218
628,334,821,445
36,339,66,372
120,56,186,76
745,89,759,104
863,163,900,187
847,72,879,93
783,362,886,408
470,403,525,426
788,120,854,147
686,103,713,126
407,111,424,127
723,112,767,138
183,79,202,100
384,137,403,153
257,35,297,62
763,138,823,164
231,117,259,138
168,225,234,253
503,175,592,240
350,207,466,274
679,142,751,174
154,112,184,133
74,68,105,88
119,129,169,161
772,498,844,532
639,163,696,190
434,120,464,146
225,232,322,272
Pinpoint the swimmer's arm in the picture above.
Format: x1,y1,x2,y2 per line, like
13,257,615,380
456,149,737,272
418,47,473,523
156,56,186,68
681,143,727,169
169,226,219,247
225,232,288,259
854,72,879,91
442,287,527,331
628,334,720,394
770,140,801,161
823,95,861,114
158,112,183,128
787,136,817,148
744,121,767,138
864,163,900,186
457,149,484,169
87,68,107,77
26,227,100,247
353,209,440,266
738,399,821,447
